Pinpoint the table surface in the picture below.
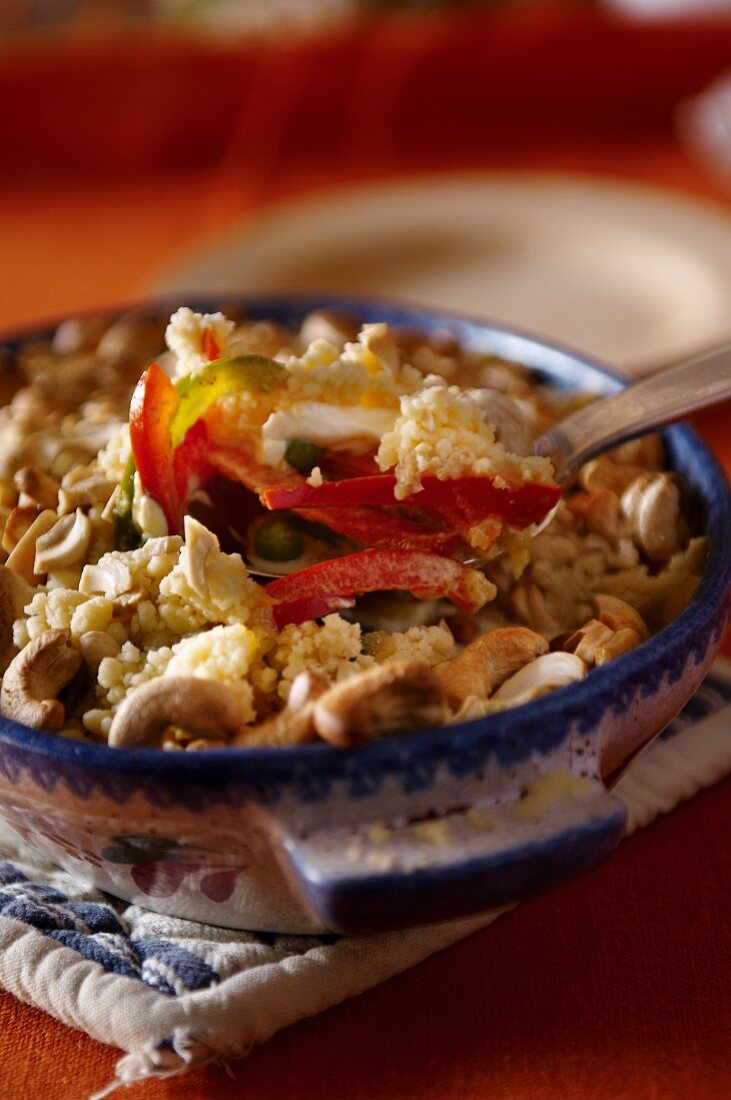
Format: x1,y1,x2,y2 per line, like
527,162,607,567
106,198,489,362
0,17,730,1099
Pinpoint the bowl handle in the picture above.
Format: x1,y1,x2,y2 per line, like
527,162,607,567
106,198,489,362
280,779,627,934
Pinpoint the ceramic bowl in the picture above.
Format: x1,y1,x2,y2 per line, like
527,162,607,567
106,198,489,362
0,295,728,935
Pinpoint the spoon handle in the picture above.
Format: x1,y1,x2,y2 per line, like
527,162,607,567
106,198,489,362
534,345,731,481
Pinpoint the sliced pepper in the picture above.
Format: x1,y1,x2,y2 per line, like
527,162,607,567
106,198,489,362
261,474,561,530
129,362,180,532
266,548,495,629
113,453,143,551
292,505,463,554
269,593,356,629
171,355,286,448
172,418,213,506
208,443,306,492
129,357,287,533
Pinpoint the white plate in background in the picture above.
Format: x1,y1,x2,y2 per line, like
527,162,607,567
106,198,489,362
146,173,731,375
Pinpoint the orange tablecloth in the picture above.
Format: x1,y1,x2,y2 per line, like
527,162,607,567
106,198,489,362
0,16,730,1099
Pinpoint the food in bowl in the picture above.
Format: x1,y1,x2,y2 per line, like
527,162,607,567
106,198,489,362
0,306,706,752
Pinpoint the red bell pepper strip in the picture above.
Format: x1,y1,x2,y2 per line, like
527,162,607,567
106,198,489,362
172,418,213,506
269,594,356,630
261,474,561,530
129,362,180,532
266,549,494,629
207,444,306,492
293,505,464,554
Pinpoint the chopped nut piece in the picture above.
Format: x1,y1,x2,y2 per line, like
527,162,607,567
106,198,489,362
0,565,35,674
594,627,643,665
1,506,42,554
562,619,615,666
182,515,217,599
233,670,328,748
79,558,133,599
590,594,650,641
58,472,115,514
580,456,649,494
14,467,60,510
5,509,58,582
78,631,121,673
96,312,167,365
34,510,92,573
299,309,359,349
52,316,109,356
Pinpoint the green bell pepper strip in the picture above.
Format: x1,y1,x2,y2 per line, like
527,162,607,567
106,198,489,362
113,453,143,551
171,355,287,448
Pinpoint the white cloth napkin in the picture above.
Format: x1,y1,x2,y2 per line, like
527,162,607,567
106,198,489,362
0,659,730,1098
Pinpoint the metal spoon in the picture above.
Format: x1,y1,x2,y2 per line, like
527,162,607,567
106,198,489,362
533,344,731,483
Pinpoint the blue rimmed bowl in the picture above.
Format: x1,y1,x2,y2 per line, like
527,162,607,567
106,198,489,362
0,295,729,934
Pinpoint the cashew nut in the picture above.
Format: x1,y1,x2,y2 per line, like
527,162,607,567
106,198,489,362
111,591,144,620
5,509,58,582
134,535,183,562
96,312,167,365
182,515,217,599
590,594,650,641
0,630,82,731
52,316,108,356
594,627,643,665
299,309,359,349
0,565,35,674
34,510,92,573
436,626,549,705
79,557,133,599
14,466,60,510
620,473,683,562
78,630,121,673
313,661,446,748
492,652,586,703
230,320,297,360
579,457,649,495
234,670,328,748
58,471,115,514
359,323,401,373
561,619,616,666
108,676,246,748
2,506,41,555
567,490,622,542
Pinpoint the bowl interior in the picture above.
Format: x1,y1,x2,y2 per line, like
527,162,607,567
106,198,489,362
0,293,728,793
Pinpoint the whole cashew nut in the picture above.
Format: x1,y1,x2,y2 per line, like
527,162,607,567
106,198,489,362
313,661,446,748
436,626,549,705
108,676,246,748
0,630,82,731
